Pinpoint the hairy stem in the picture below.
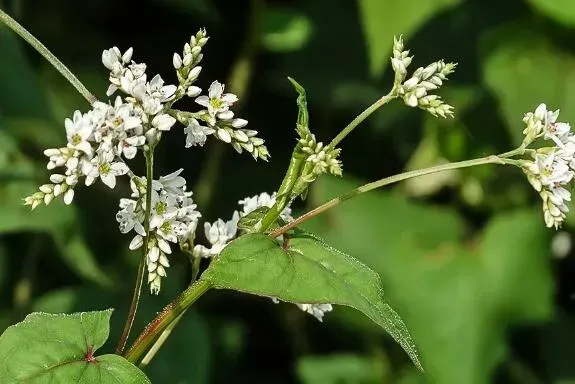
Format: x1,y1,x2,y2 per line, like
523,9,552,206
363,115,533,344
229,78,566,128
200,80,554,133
328,88,397,149
0,8,97,104
270,154,507,238
116,150,154,354
124,279,212,364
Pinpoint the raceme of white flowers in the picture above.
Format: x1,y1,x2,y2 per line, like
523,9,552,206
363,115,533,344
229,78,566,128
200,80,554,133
24,30,266,289
391,35,456,118
520,104,575,229
25,31,569,323
24,29,268,211
22,29,334,321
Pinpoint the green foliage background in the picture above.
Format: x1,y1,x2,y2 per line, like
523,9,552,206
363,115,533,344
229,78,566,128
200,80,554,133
1,0,574,382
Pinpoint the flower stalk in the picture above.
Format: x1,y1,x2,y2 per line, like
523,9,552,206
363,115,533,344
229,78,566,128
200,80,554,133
116,149,154,354
270,154,508,238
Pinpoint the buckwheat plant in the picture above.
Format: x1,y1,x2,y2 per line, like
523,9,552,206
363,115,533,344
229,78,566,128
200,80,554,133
0,8,571,383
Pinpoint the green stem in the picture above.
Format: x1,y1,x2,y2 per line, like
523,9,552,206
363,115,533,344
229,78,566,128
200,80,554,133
124,279,212,364
116,150,154,354
138,252,201,369
139,312,185,369
0,8,97,105
270,154,507,238
328,88,397,149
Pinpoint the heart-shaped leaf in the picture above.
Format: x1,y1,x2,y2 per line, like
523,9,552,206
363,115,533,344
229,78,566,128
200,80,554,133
0,310,150,383
201,231,422,370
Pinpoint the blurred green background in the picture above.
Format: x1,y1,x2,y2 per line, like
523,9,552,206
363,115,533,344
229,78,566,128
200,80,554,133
1,0,575,383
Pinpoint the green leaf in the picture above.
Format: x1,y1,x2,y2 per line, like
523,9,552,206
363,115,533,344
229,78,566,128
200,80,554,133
52,233,114,287
0,183,112,287
358,0,462,78
526,0,575,26
302,176,464,272
262,6,313,52
377,211,552,384
482,28,575,145
0,28,52,119
297,354,388,384
202,231,422,370
0,310,150,383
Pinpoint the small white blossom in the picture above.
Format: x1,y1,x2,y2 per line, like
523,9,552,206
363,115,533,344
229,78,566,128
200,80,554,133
195,81,238,119
296,303,333,322
184,118,214,147
238,192,293,222
65,110,94,156
83,150,129,189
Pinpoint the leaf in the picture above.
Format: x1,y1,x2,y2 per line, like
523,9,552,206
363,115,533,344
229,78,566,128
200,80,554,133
297,354,388,384
302,175,464,273
202,231,422,370
358,0,462,78
52,233,113,287
377,211,552,384
0,310,150,383
0,28,52,119
525,0,575,26
262,6,313,52
0,183,112,287
482,28,575,145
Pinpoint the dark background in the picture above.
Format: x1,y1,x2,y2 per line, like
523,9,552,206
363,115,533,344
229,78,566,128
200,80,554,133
1,0,575,382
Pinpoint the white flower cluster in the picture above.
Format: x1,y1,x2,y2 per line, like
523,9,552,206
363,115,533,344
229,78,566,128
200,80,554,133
521,104,575,229
270,298,333,322
116,169,200,294
391,36,456,118
195,192,332,322
24,45,179,209
25,29,267,211
171,31,269,160
192,192,293,259
295,303,333,322
24,97,147,209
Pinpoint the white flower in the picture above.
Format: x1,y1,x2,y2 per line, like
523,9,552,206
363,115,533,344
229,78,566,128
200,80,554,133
154,169,187,195
195,81,238,118
203,211,240,256
119,68,147,100
238,192,293,222
116,198,145,235
152,113,176,132
184,118,214,147
528,152,573,188
296,303,333,322
542,187,571,229
102,46,132,73
83,150,129,188
65,110,94,156
149,189,178,230
147,74,177,102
